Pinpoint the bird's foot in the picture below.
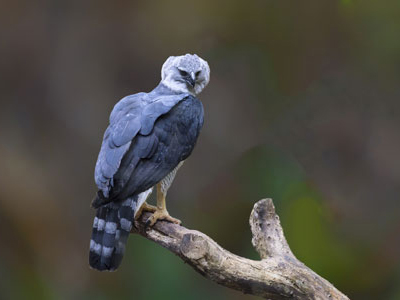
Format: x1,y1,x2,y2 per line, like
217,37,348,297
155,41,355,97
145,208,181,227
135,202,157,220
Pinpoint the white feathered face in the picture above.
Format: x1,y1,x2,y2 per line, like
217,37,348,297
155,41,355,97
161,54,210,95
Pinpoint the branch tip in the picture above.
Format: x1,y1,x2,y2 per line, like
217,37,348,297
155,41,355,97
180,233,208,260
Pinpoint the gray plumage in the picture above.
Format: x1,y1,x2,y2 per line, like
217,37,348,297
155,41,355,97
89,54,210,271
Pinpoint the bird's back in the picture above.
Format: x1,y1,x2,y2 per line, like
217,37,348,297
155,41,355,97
110,94,204,201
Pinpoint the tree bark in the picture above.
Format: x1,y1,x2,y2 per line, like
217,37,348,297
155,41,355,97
131,198,349,300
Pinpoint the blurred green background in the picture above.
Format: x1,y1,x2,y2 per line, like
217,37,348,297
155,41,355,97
1,0,400,299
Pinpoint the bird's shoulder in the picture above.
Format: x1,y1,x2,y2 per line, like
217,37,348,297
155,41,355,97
172,95,204,127
109,90,191,121
109,92,149,124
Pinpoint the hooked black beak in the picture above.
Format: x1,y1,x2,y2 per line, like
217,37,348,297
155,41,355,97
185,73,196,88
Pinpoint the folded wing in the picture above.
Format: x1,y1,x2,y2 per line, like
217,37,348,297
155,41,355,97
93,92,196,206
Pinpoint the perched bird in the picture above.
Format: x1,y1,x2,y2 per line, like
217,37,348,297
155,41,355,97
89,54,210,271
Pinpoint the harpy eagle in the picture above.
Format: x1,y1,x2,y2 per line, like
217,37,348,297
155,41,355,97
89,54,210,271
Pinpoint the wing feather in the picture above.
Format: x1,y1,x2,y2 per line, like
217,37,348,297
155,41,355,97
94,92,189,199
109,95,204,201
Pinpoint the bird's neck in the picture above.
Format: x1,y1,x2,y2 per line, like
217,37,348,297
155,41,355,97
158,78,196,96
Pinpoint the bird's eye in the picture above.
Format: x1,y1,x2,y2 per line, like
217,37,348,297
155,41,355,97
178,69,188,76
195,71,201,77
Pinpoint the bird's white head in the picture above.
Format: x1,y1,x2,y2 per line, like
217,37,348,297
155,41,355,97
161,54,210,96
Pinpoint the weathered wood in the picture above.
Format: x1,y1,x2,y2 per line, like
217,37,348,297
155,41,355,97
131,198,349,300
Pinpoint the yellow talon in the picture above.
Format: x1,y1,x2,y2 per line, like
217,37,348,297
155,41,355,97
146,208,181,226
145,183,181,227
135,202,157,220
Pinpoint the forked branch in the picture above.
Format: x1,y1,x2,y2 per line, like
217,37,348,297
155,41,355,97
131,199,349,300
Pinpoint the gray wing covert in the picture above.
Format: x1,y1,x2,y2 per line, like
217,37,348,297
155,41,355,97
109,95,204,202
94,92,189,201
94,93,146,197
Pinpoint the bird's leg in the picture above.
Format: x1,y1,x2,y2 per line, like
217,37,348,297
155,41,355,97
142,202,158,212
134,202,157,220
146,183,181,227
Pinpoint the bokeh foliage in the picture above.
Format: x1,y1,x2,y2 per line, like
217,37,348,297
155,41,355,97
0,0,399,299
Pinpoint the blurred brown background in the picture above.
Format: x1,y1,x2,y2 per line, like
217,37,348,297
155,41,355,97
1,1,399,299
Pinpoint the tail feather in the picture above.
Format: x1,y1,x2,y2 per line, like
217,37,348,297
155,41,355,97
89,197,137,271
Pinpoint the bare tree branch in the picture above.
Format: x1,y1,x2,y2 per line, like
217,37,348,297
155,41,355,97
131,198,349,300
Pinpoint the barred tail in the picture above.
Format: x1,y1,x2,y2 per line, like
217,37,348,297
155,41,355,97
89,197,137,271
